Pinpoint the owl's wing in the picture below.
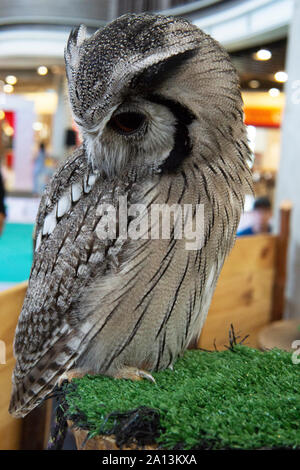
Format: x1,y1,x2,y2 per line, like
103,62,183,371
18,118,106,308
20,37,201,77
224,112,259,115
9,146,110,417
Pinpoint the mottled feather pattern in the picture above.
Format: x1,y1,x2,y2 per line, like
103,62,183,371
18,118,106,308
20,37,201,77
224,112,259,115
10,13,252,418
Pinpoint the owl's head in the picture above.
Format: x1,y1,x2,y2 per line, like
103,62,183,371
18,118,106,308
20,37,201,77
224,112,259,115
65,14,244,179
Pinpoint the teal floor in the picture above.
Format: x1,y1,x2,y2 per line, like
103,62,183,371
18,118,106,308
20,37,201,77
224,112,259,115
0,223,34,283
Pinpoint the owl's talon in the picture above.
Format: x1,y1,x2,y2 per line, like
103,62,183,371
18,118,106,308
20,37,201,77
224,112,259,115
138,370,156,383
57,373,69,387
57,369,90,387
114,367,155,383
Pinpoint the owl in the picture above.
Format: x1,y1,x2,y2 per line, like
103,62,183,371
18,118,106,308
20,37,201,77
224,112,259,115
9,13,252,418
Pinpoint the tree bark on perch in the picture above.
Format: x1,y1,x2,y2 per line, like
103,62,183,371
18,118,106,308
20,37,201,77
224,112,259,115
69,422,157,450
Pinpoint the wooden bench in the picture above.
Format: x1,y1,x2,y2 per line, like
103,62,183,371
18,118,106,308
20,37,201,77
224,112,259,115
198,202,291,350
0,281,52,450
0,281,27,450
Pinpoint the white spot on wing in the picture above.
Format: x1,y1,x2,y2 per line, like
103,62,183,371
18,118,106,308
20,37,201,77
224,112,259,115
88,173,97,187
57,192,72,218
67,336,83,351
88,252,104,264
35,231,42,251
83,173,97,193
84,176,91,193
72,182,82,202
42,208,57,235
54,351,69,366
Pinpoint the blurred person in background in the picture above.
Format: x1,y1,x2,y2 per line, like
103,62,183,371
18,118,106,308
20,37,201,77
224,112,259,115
65,128,77,154
237,196,272,236
0,169,6,235
33,142,57,197
33,142,47,196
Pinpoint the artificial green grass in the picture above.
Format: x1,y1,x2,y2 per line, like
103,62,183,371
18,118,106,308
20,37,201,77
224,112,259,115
63,346,300,450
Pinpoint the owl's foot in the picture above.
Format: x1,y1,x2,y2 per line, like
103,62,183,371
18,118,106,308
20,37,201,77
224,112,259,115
114,366,156,383
57,368,93,386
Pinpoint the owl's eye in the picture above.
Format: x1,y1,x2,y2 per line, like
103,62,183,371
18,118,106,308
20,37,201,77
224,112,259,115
109,112,145,135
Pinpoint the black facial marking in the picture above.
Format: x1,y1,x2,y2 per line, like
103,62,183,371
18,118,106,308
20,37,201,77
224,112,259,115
147,93,196,173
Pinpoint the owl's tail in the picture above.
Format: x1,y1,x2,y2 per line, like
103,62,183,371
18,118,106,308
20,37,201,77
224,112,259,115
9,324,96,418
9,372,63,419
9,348,74,418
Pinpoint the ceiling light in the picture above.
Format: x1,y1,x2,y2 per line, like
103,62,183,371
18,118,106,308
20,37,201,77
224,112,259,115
274,71,288,83
5,75,17,85
33,122,43,131
3,123,14,136
254,49,272,61
37,66,48,76
269,88,280,97
249,80,260,89
3,84,14,93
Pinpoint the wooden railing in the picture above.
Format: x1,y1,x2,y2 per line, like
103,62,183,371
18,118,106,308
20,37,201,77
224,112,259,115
0,281,28,450
198,203,291,350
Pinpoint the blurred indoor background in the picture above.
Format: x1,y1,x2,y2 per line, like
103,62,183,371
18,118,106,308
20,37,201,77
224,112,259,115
1,0,300,451
2,0,298,310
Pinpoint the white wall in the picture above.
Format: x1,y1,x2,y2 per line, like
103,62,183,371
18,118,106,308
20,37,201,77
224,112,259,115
0,93,35,191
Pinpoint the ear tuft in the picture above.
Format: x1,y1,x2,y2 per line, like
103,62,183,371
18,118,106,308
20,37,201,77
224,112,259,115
68,24,87,49
65,25,87,79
